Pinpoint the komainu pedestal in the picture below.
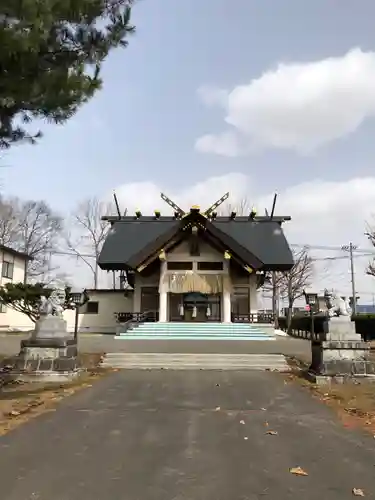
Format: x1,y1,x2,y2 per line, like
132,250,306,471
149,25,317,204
310,317,375,383
14,317,80,382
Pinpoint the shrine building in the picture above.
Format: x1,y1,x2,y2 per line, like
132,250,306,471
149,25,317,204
98,193,294,325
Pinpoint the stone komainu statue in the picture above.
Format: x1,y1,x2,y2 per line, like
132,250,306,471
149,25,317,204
323,288,352,317
39,288,66,318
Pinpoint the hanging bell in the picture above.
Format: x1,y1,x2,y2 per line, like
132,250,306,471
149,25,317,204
206,305,211,317
179,304,184,316
192,305,197,318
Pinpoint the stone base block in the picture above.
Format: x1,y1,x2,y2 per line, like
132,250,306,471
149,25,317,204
31,316,70,339
11,337,80,383
19,339,78,361
13,369,85,384
306,372,375,385
310,339,375,381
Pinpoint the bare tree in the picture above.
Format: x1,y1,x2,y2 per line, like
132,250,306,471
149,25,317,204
66,197,120,289
365,218,375,277
261,271,284,327
279,247,314,328
218,198,251,216
223,198,251,216
0,197,63,280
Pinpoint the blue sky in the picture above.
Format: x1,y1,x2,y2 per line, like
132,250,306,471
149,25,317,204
3,0,375,205
2,0,375,297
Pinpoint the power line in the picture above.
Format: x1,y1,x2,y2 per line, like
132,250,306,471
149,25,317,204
47,246,375,262
311,253,374,262
291,243,375,254
51,250,96,258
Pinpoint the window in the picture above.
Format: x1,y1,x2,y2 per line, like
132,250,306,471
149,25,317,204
0,301,6,314
85,301,99,314
197,261,224,271
2,261,14,280
167,261,193,270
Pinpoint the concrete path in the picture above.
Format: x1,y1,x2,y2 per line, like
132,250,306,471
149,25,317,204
0,370,374,499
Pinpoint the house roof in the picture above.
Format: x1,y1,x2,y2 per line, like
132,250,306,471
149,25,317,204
0,245,32,261
98,212,294,272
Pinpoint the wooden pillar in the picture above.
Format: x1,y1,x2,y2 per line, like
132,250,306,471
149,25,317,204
158,260,168,322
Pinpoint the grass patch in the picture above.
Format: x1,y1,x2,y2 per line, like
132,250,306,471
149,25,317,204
285,355,375,435
0,352,114,436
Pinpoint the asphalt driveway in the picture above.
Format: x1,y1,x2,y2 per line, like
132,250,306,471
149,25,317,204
0,370,374,499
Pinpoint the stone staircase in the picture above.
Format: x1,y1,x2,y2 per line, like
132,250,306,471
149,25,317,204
115,322,276,341
102,353,290,371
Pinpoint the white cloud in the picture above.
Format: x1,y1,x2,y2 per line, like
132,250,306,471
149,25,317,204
195,48,375,155
195,131,242,157
107,173,375,300
196,85,228,107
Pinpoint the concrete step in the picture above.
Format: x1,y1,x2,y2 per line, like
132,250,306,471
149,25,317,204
134,327,270,332
136,324,272,329
115,334,275,341
102,353,290,371
116,322,277,340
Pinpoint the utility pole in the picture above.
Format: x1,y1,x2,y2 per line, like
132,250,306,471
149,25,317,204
341,242,357,315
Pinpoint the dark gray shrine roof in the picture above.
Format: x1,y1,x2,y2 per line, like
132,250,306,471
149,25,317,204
98,214,294,272
99,218,180,270
212,219,293,269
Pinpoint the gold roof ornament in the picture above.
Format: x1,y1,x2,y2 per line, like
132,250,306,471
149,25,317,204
159,249,166,260
224,251,231,260
244,265,253,274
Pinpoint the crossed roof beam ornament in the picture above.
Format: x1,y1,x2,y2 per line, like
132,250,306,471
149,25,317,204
160,192,229,218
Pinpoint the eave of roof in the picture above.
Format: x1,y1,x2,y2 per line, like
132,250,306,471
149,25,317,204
102,215,292,223
98,210,294,272
0,245,33,261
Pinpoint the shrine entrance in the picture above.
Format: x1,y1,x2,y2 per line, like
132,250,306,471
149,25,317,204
169,292,221,322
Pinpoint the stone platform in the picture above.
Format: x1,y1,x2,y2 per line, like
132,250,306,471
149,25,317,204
309,316,375,383
11,316,82,383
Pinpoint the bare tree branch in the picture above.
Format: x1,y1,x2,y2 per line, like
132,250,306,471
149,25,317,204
365,217,375,277
65,197,118,288
221,198,251,216
0,196,63,280
279,247,314,328
279,248,314,303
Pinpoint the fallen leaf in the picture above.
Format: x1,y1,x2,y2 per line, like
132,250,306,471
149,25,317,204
265,421,269,427
289,467,308,476
266,430,278,435
353,488,365,496
239,420,245,425
244,437,248,440
9,410,20,417
215,406,221,411
260,408,266,411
